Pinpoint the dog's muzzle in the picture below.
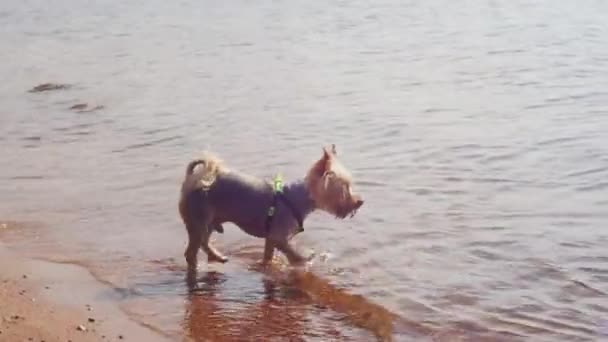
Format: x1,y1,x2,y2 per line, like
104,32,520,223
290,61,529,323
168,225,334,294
337,199,364,219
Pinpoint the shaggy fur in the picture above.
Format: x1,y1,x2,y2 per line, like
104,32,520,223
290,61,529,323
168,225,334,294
178,145,363,271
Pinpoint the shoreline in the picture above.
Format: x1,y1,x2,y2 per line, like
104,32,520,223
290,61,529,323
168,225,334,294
0,242,170,342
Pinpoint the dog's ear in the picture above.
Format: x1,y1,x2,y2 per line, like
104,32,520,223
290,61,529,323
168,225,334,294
323,145,336,162
311,147,333,176
323,145,337,157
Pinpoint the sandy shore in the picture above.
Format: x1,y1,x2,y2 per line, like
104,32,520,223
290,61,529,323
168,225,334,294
0,276,104,342
0,242,170,342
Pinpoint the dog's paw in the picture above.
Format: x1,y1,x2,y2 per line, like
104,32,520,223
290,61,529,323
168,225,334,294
208,254,228,263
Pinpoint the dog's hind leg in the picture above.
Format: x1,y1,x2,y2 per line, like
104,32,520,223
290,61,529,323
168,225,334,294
201,226,228,263
184,224,202,271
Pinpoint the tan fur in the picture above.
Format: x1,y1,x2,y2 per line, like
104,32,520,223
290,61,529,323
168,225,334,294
180,152,226,195
305,146,362,219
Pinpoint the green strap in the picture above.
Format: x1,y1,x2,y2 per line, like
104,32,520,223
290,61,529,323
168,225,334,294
268,174,283,217
265,173,304,230
273,173,284,193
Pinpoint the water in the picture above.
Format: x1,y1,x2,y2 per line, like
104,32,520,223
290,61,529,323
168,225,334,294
1,0,608,340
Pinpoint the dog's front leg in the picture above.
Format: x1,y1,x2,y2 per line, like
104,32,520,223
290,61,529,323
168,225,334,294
262,238,275,266
275,240,306,266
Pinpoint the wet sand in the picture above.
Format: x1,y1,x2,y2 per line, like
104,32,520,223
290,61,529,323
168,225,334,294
0,221,407,341
0,277,104,342
0,236,169,342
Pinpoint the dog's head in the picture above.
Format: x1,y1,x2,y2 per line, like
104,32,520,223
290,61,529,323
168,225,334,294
305,145,364,218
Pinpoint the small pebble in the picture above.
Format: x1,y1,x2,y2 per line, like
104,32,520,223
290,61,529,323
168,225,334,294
88,318,95,323
77,325,87,332
118,335,124,339
22,275,27,279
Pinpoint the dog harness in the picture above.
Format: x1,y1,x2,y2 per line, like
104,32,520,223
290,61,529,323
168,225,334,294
265,174,304,233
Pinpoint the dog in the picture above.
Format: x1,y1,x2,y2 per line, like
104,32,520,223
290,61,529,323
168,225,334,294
178,145,364,271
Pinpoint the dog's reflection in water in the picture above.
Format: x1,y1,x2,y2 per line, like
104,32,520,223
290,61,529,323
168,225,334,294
182,261,404,342
183,269,316,342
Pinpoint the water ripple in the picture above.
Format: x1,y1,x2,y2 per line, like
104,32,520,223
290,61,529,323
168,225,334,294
2,0,608,341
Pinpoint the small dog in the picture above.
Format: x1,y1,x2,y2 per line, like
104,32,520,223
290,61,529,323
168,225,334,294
178,145,364,271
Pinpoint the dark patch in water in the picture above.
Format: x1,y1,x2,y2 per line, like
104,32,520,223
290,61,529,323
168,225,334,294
28,83,71,93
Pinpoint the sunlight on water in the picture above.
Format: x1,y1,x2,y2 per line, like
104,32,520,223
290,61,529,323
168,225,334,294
1,0,608,340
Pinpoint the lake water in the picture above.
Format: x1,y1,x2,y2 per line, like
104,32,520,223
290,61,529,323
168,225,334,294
1,0,607,341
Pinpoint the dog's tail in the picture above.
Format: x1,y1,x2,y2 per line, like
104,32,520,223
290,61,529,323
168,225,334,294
186,159,207,175
182,152,224,191
185,152,224,175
